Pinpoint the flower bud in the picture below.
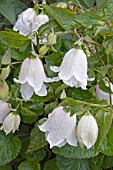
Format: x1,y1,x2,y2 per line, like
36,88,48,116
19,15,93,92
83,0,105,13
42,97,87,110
47,32,57,46
77,114,98,149
39,45,49,56
1,113,21,135
0,81,9,99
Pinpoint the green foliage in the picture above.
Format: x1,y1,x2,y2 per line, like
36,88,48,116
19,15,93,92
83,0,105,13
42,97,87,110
44,5,77,30
1,0,113,169
44,158,59,170
28,126,47,152
0,0,26,25
0,31,31,49
18,158,40,170
56,154,104,170
0,131,21,165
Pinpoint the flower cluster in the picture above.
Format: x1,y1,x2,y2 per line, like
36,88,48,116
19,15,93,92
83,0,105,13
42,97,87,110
0,100,20,134
39,106,98,149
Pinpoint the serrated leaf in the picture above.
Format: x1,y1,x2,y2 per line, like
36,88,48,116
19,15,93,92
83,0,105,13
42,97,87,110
44,158,59,170
75,11,101,27
0,0,26,25
79,0,95,8
44,5,76,30
102,156,113,169
0,31,31,49
28,126,47,152
56,154,104,170
0,131,21,165
95,110,112,149
53,144,99,159
18,158,40,170
100,127,113,156
20,107,38,124
97,0,113,20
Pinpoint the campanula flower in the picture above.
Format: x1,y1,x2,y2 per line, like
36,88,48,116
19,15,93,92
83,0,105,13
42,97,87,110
39,106,77,148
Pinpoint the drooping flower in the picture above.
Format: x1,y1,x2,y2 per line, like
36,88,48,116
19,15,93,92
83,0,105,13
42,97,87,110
39,106,77,148
95,84,113,104
1,113,21,135
0,100,10,124
13,8,49,36
50,48,90,90
14,57,53,101
77,114,98,149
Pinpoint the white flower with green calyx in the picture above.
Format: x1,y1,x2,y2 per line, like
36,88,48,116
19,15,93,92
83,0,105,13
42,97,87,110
50,48,93,90
0,100,10,124
0,112,21,135
14,56,54,101
38,106,77,148
95,83,113,104
13,8,49,36
77,114,98,149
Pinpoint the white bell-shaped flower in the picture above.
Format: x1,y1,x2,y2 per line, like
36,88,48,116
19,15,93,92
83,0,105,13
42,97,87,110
0,100,10,124
13,8,49,37
39,106,77,148
95,84,113,104
77,114,98,149
50,48,89,90
14,57,53,101
1,113,21,135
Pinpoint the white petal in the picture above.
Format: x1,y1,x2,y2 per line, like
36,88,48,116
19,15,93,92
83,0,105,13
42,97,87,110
12,115,21,133
0,100,10,124
13,8,37,36
77,115,98,149
95,85,110,104
20,83,34,101
59,48,87,86
66,114,77,146
15,58,30,84
39,106,77,148
35,83,47,96
27,57,45,92
32,14,49,32
50,66,60,73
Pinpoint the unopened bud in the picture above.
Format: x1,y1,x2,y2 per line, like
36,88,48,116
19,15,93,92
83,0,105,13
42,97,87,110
0,81,9,99
39,44,49,56
47,33,57,46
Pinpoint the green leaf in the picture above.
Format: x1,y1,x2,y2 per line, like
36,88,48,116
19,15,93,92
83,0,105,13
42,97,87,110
44,102,58,114
96,0,104,7
56,154,104,170
100,127,113,156
28,126,47,152
0,0,26,25
95,110,112,149
20,107,38,124
53,144,99,159
78,0,95,8
18,158,40,170
44,5,76,30
0,131,21,165
102,156,113,169
0,31,31,49
0,165,11,170
97,0,113,20
44,158,59,170
75,11,101,27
